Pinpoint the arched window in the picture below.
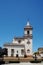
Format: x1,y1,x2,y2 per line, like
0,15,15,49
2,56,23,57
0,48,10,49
27,31,29,34
17,50,18,53
21,49,25,55
18,40,21,43
11,49,14,57
27,49,30,53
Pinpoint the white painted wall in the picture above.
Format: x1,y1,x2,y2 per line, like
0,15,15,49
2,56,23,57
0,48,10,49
12,39,25,44
12,39,18,43
4,45,25,57
24,30,27,35
30,30,32,34
4,36,32,56
40,54,43,57
24,38,32,55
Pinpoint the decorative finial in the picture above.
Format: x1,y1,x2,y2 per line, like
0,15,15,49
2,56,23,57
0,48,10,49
27,19,30,26
27,22,30,26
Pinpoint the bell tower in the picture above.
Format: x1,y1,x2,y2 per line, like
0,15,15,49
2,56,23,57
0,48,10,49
24,21,33,55
24,21,33,37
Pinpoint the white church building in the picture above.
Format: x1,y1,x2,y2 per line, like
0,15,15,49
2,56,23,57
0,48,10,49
3,22,33,57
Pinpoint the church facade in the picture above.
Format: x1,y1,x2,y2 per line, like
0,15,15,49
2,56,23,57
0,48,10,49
3,22,33,57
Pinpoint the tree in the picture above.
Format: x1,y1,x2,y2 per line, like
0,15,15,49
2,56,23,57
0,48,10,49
0,47,8,57
0,47,3,57
2,48,8,56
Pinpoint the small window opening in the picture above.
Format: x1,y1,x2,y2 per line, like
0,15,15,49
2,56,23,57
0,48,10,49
18,40,21,43
27,31,29,34
27,49,30,53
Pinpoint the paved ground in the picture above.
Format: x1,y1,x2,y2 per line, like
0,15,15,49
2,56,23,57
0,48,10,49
2,62,43,65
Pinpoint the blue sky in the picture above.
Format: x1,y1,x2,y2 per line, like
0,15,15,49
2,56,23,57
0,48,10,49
0,0,43,52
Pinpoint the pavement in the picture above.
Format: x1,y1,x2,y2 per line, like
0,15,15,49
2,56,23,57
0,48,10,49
2,62,43,65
